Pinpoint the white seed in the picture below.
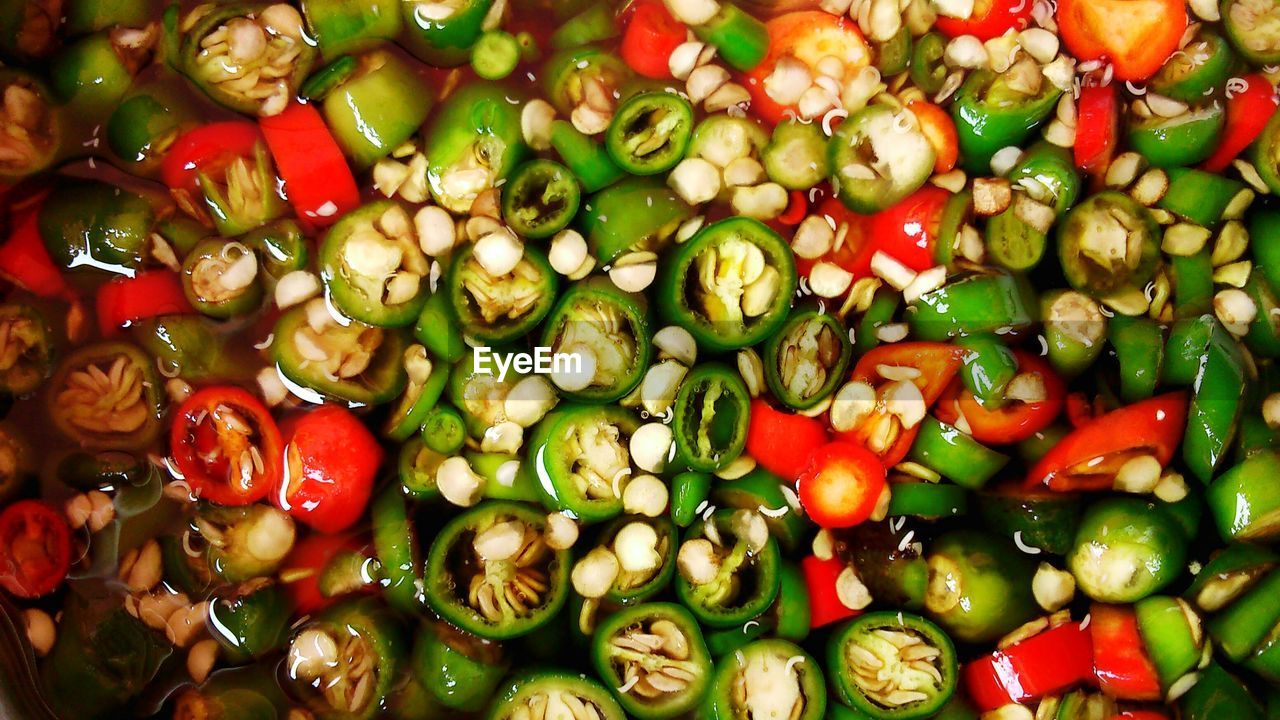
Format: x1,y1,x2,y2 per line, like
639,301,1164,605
1033,563,1076,611
473,229,524,277
1017,28,1060,64
1214,288,1257,335
703,82,751,113
414,206,457,257
932,0,975,19
1212,260,1252,288
677,538,721,585
669,157,722,206
830,381,877,433
669,41,709,81
119,539,163,593
551,343,597,392
1264,393,1280,429
715,455,756,480
609,257,658,293
1043,119,1076,148
836,566,874,610
473,521,526,562
931,169,968,193
664,0,722,26
764,56,813,106
274,270,321,310
687,64,731,105
187,639,219,684
903,265,947,304
792,216,836,259
885,380,927,429
1145,93,1190,118
990,146,1025,177
1189,0,1219,20
623,474,670,518
22,609,54,656
808,261,855,298
1154,470,1190,503
256,367,288,407
572,547,621,599
545,512,580,550
986,704,1036,720
812,530,835,560
504,376,559,427
731,183,789,220
521,98,556,151
1005,372,1048,404
876,323,909,343
870,251,917,291
654,326,697,366
797,85,838,119
289,629,339,680
614,522,662,573
1113,455,1162,494
737,348,765,398
548,229,588,276
973,177,1013,215
723,157,766,188
944,35,989,69
1162,223,1213,256
436,456,484,508
640,360,688,416
630,423,674,474
481,421,524,454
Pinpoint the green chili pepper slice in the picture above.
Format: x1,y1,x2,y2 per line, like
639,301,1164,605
1187,544,1278,612
242,219,309,280
322,50,432,168
544,46,633,116
763,304,853,411
581,176,694,263
132,315,257,383
1251,107,1280,194
924,530,1037,643
208,581,292,664
830,104,935,213
527,404,640,523
0,303,51,395
487,669,626,720
910,32,947,95
691,3,770,71
952,68,1062,173
591,602,713,719
672,363,751,472
1171,249,1216,319
1207,568,1280,662
763,119,830,191
200,141,286,237
448,243,558,344
1208,450,1280,542
50,32,139,115
383,344,450,440
1007,141,1081,216
413,621,509,712
299,55,359,101
1135,595,1205,688
107,76,197,171
1110,315,1164,402
471,30,521,79
271,303,409,405
841,523,929,609
321,201,431,328
300,0,401,60
711,467,808,552
1159,168,1248,229
550,3,620,49
907,270,1034,341
828,611,958,720
1151,29,1237,102
413,281,466,367
604,91,694,176
39,180,153,274
398,438,443,502
1056,190,1161,298
402,0,494,66
447,349,528,439
551,119,627,193
956,333,1017,409
874,26,912,75
600,515,679,606
48,342,163,450
502,159,582,239
371,482,423,612
425,84,528,213
1042,289,1107,377
1183,317,1247,483
658,217,797,350
194,503,296,583
907,418,1008,490
540,277,651,403
1222,0,1280,64
1127,103,1225,168
425,501,570,639
181,238,265,319
179,3,316,117
976,485,1082,556
676,509,781,628
1068,497,1189,602
671,471,713,529
421,404,467,455
887,481,969,519
284,599,405,720
705,639,826,720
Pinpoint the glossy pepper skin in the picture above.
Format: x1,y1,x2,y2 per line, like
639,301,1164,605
412,621,509,712
656,217,797,351
208,581,292,664
270,305,409,405
1068,497,1189,603
1207,450,1280,542
402,0,493,66
952,69,1062,173
924,530,1038,643
38,180,154,275
828,611,958,719
320,201,432,328
274,405,383,534
301,0,401,59
580,176,694,264
423,83,529,213
591,602,713,719
322,51,431,168
675,509,782,629
539,278,652,403
672,363,751,473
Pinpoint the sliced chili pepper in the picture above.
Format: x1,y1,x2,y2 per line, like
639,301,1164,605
746,400,829,482
96,269,194,337
742,12,872,125
1202,74,1278,172
1026,393,1187,491
274,405,381,533
777,190,809,225
279,532,369,614
908,99,959,174
865,185,953,273
0,500,72,599
936,350,1066,445
829,611,959,718
963,621,1094,711
160,121,262,194
1090,603,1163,701
935,0,1033,40
0,198,72,300
1074,84,1119,176
1057,0,1187,81
170,386,282,506
619,0,684,79
259,102,360,227
796,441,887,529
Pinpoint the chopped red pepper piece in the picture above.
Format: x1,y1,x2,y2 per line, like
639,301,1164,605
964,621,1095,711
935,0,1033,40
0,198,71,300
801,554,861,628
1202,73,1279,173
170,386,283,507
1090,603,1163,701
279,532,370,613
259,102,360,227
1025,393,1187,491
1056,0,1186,81
161,121,263,194
796,441,887,528
0,500,73,599
96,269,194,336
1075,84,1120,176
936,350,1065,445
274,405,382,534
745,398,829,482
908,100,959,174
619,0,685,80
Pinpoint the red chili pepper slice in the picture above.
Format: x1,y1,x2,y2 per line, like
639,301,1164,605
864,185,953,272
96,269,194,336
1075,84,1120,176
1202,73,1279,173
908,100,959,174
801,554,862,628
171,386,283,506
935,350,1065,445
619,0,685,80
1090,603,1163,701
964,621,1094,711
836,342,967,467
161,122,263,194
745,398,830,482
260,102,360,227
935,0,1033,40
1056,0,1186,81
274,405,381,534
0,500,73,599
796,441,887,528
776,190,809,226
279,532,370,613
1025,393,1187,491
742,12,872,125
0,196,71,300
